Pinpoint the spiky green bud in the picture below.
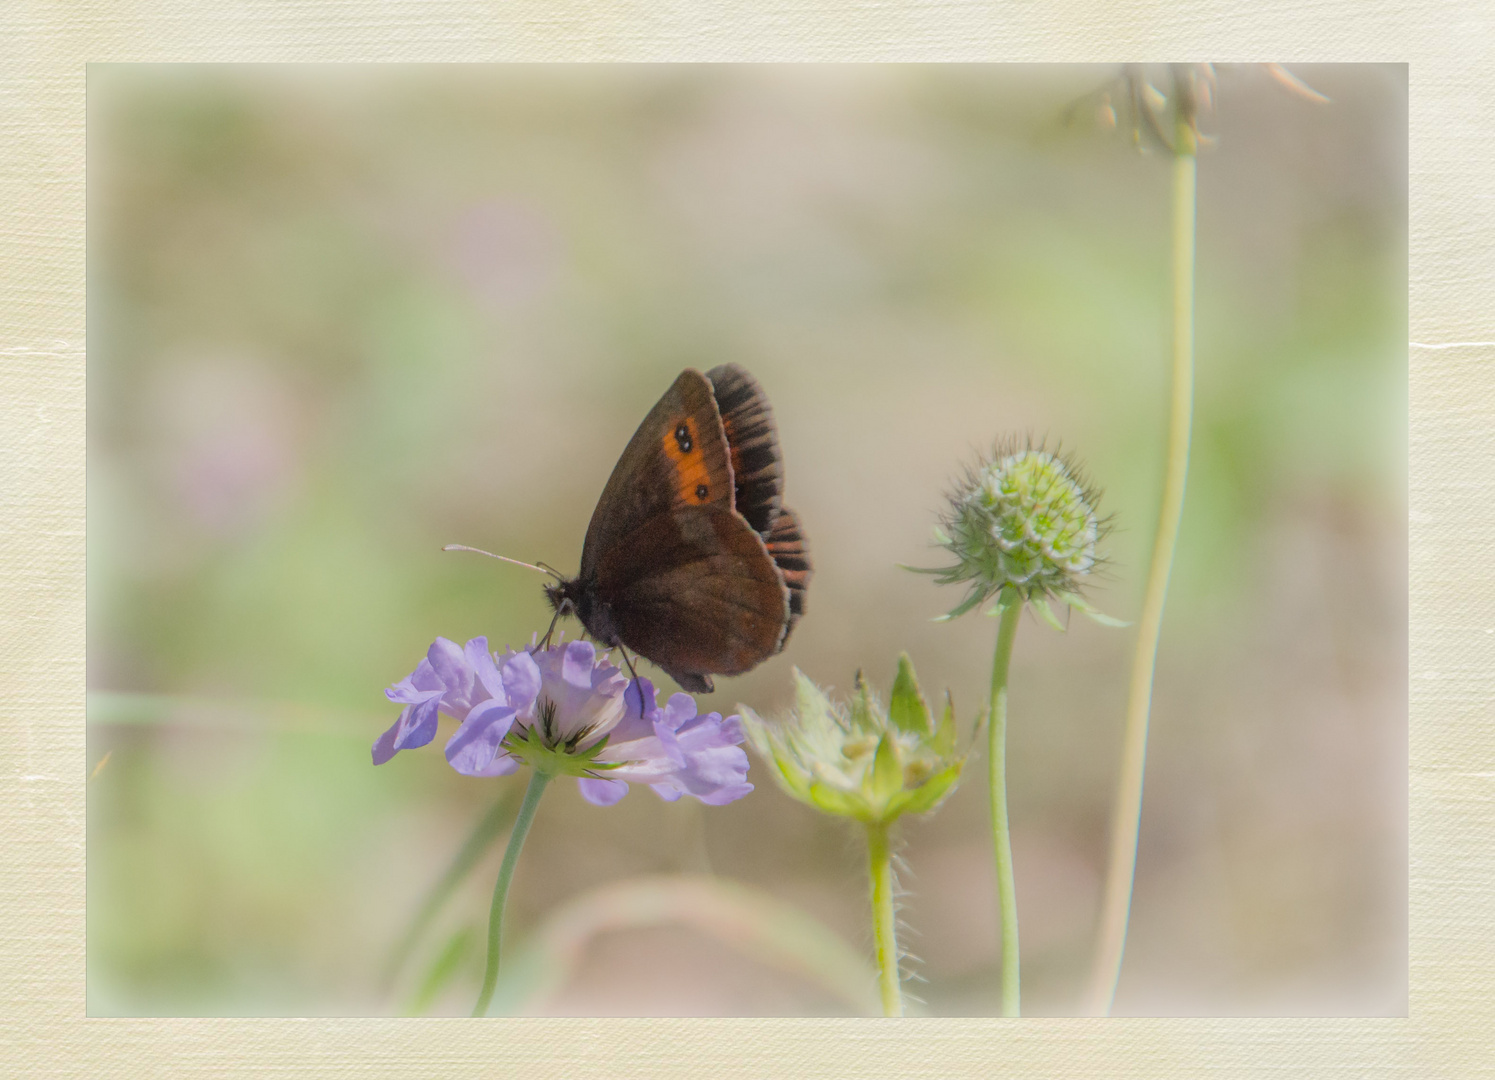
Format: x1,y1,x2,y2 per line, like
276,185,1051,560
915,442,1120,626
741,655,965,826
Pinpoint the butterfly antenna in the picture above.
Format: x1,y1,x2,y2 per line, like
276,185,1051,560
443,544,563,580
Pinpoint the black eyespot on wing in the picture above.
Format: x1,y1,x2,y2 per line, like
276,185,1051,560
765,507,811,648
696,483,709,501
674,423,693,453
706,363,782,538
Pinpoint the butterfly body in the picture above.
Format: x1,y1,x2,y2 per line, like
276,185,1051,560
546,364,810,693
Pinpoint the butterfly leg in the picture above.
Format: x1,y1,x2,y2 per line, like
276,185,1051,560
618,646,641,685
536,605,564,651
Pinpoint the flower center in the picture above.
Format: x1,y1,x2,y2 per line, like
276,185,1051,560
536,696,559,744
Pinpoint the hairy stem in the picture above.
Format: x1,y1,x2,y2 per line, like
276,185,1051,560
865,820,902,1017
472,769,550,1017
1085,130,1197,1017
989,594,1023,1017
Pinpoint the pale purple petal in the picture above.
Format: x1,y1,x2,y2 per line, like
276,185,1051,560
499,649,542,714
436,637,516,722
594,732,677,782
692,778,754,806
716,713,747,744
372,723,402,766
647,693,698,769
445,698,519,776
591,689,753,805
649,710,753,804
371,693,442,765
462,750,522,779
559,639,596,687
659,693,699,732
657,750,753,802
607,679,660,744
678,710,748,751
426,637,476,713
577,776,629,806
464,637,506,701
386,657,443,704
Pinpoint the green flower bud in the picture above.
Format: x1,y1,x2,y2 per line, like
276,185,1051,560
741,655,966,826
915,442,1119,625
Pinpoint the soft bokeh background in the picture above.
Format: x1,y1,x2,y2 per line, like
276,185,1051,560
86,64,1406,1017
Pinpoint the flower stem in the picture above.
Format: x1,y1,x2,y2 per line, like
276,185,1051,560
865,820,902,1017
988,593,1023,1017
472,769,550,1017
1085,129,1197,1017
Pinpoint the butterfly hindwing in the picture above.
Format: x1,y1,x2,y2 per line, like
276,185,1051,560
595,508,788,682
705,363,782,539
706,364,811,650
764,506,811,647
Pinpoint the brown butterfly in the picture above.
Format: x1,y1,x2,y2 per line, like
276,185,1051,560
544,364,810,693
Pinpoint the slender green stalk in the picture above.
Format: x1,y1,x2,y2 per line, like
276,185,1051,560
988,594,1023,1017
382,784,521,994
1085,130,1197,1017
472,769,550,1017
865,821,902,1017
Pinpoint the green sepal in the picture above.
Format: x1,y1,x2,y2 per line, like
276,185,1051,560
935,589,987,622
792,668,834,729
769,745,814,802
888,653,931,735
506,726,619,779
870,731,903,805
808,781,864,819
932,690,957,758
931,524,952,545
850,670,877,733
886,761,963,818
738,703,773,761
1058,591,1131,627
1029,594,1066,632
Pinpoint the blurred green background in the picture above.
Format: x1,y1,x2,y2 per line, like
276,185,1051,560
87,64,1406,1017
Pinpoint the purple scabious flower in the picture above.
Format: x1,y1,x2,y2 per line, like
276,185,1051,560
374,637,752,807
447,638,628,780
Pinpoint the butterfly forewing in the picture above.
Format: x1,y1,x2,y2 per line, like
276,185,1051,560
578,370,734,580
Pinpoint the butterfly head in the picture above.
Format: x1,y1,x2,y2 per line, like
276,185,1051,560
544,577,578,618
545,574,620,651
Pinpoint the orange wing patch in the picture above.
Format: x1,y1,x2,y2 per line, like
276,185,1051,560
661,416,715,504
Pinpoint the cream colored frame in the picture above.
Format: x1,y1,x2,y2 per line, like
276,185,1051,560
2,10,1482,1078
